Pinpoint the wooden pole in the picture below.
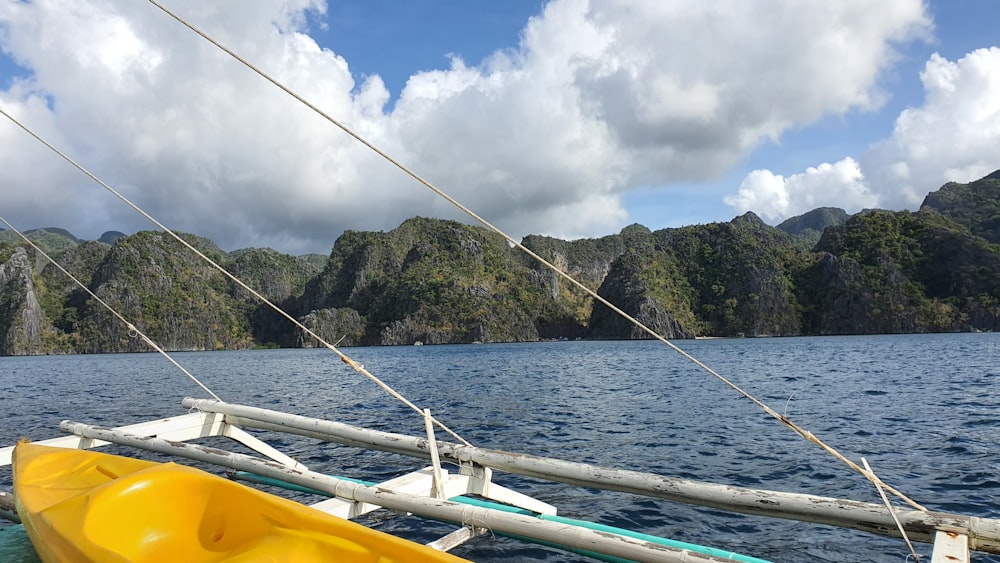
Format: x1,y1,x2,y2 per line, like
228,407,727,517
424,409,446,499
0,490,19,523
58,421,744,563
181,398,1000,554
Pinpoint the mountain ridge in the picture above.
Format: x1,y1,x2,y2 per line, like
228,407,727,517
1,171,998,354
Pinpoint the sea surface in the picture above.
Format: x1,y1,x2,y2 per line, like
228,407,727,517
1,333,998,562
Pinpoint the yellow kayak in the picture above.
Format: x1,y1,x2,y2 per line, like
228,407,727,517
13,442,469,562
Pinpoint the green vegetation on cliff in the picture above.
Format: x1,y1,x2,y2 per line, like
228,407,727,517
0,231,321,354
294,217,550,345
640,213,808,336
521,227,640,337
776,207,849,246
809,208,1000,333
920,170,1000,244
1,171,998,355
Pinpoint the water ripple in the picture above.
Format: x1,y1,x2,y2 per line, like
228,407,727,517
1,333,999,562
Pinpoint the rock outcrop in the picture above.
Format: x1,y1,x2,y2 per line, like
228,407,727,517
1,171,999,355
920,170,1000,244
0,247,47,355
777,207,849,246
292,217,545,345
590,250,694,339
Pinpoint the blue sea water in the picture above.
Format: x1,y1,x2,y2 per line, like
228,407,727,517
1,333,998,562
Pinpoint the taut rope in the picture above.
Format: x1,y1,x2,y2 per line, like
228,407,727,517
142,0,925,511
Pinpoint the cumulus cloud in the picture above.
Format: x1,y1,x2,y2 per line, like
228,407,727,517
0,0,930,253
725,158,878,221
864,47,1000,208
730,47,1000,223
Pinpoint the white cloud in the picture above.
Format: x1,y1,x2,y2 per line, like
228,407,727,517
731,47,1000,223
725,158,878,222
864,47,1000,209
0,0,931,253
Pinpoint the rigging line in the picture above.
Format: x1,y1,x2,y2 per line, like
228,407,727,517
0,216,222,402
146,1,926,510
0,107,471,449
862,457,921,562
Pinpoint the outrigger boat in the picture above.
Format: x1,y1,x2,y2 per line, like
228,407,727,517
3,384,1000,562
2,2,1000,562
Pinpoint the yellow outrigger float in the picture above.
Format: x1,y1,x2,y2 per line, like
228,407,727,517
2,403,782,563
13,442,467,563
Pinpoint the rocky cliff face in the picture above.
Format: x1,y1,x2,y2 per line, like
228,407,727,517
520,224,656,338
521,228,634,292
920,170,1000,244
590,250,694,339
1,230,320,355
810,209,1000,333
0,247,47,355
648,213,806,337
292,217,544,345
227,248,320,303
1,172,999,355
37,241,112,350
73,232,257,353
799,251,920,334
297,307,365,347
776,207,849,246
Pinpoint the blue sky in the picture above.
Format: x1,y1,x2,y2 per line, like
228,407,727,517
318,1,544,101
1,1,999,254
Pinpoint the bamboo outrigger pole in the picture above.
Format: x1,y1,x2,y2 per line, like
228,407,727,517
0,491,19,523
179,398,1000,554
57,421,743,563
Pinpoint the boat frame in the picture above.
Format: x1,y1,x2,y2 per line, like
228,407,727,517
2,397,997,562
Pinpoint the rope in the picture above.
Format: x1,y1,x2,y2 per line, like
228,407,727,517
0,106,471,448
862,457,921,561
0,216,222,402
141,0,926,510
